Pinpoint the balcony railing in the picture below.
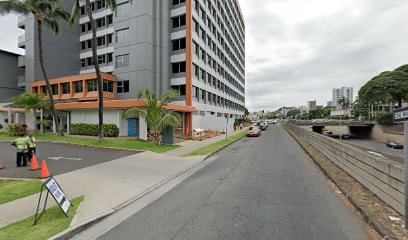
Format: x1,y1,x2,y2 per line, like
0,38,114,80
18,56,25,67
18,15,25,23
18,35,25,44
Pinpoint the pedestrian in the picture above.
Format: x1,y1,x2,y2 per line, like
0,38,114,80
27,132,37,162
11,133,29,167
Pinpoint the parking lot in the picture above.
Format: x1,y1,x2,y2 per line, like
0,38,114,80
0,141,138,179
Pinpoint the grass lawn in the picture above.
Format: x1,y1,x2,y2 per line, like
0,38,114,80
185,131,247,157
0,132,179,153
0,196,83,240
0,180,43,205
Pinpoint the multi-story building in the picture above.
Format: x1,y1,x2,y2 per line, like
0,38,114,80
332,86,353,108
307,100,316,112
16,0,246,137
0,49,25,102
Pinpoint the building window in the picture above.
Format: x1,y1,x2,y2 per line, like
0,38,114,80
51,84,58,95
97,36,105,46
107,53,113,63
74,81,83,93
116,54,129,67
62,83,70,94
81,41,86,50
81,58,86,68
96,0,105,10
116,28,129,43
98,55,106,64
103,80,114,92
117,80,129,93
193,65,199,78
107,34,113,44
172,15,186,28
107,14,113,25
171,61,186,74
172,38,186,51
96,17,105,28
116,1,129,17
172,0,186,5
81,24,86,33
87,80,97,92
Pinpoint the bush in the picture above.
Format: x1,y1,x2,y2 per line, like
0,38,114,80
6,124,28,136
70,123,119,137
376,113,394,125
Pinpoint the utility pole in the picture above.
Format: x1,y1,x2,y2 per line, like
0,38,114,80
226,116,228,140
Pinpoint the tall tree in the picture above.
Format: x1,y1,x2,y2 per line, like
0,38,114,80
123,89,181,145
338,97,351,110
70,0,123,142
0,0,69,136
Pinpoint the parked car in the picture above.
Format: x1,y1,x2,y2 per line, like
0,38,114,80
386,143,404,149
247,126,261,137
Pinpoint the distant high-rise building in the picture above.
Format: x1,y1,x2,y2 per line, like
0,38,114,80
332,87,353,107
307,100,316,111
327,101,333,107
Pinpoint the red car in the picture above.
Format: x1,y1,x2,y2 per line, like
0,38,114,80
247,126,261,137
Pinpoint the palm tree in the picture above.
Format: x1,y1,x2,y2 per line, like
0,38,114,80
124,89,181,145
13,93,49,132
69,0,122,142
338,97,351,110
0,0,69,136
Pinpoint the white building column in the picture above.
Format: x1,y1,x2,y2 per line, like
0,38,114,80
15,113,19,123
7,108,12,125
67,112,70,135
52,117,56,133
139,116,147,140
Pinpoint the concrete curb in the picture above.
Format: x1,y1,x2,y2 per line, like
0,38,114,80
283,124,393,239
184,130,247,158
51,155,211,240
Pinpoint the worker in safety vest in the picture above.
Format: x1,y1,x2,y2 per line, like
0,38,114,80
11,133,29,167
26,132,37,162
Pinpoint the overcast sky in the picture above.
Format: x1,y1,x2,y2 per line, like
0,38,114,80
1,0,407,112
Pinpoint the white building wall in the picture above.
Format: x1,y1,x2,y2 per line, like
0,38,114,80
70,109,128,137
192,114,235,133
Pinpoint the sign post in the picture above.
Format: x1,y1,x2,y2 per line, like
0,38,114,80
393,107,408,229
34,177,73,225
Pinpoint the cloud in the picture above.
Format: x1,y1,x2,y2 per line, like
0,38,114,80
240,0,408,112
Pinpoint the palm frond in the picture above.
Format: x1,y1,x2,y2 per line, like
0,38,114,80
106,0,117,11
160,90,179,106
0,0,31,15
123,108,147,120
69,0,81,26
43,18,59,34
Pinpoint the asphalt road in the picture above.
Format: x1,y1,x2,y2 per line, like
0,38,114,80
345,139,404,162
0,142,137,178
98,125,369,240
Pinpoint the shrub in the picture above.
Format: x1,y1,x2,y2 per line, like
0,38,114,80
6,123,28,136
376,113,394,125
70,123,119,137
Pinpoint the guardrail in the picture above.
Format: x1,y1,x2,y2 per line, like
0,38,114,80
284,123,404,214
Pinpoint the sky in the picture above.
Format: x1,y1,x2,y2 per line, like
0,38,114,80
0,0,407,112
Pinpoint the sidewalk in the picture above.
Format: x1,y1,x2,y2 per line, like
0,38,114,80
167,129,247,157
0,129,246,230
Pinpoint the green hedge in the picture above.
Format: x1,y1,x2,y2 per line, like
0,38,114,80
376,113,394,125
70,123,119,137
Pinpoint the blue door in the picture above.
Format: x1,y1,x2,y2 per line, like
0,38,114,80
128,118,139,137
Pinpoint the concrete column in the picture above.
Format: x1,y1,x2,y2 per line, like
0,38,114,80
139,116,147,140
67,112,70,135
26,111,35,131
7,108,12,125
15,113,19,123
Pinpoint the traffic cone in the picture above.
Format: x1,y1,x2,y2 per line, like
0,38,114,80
29,154,41,171
39,160,51,179
0,160,4,170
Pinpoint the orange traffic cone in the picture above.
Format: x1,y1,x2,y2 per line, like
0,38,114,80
39,160,51,179
0,160,4,170
29,155,41,171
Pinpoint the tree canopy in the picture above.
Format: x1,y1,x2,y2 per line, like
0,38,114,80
358,64,408,107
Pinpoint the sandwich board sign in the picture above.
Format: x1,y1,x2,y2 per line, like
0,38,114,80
34,177,72,225
393,107,408,123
